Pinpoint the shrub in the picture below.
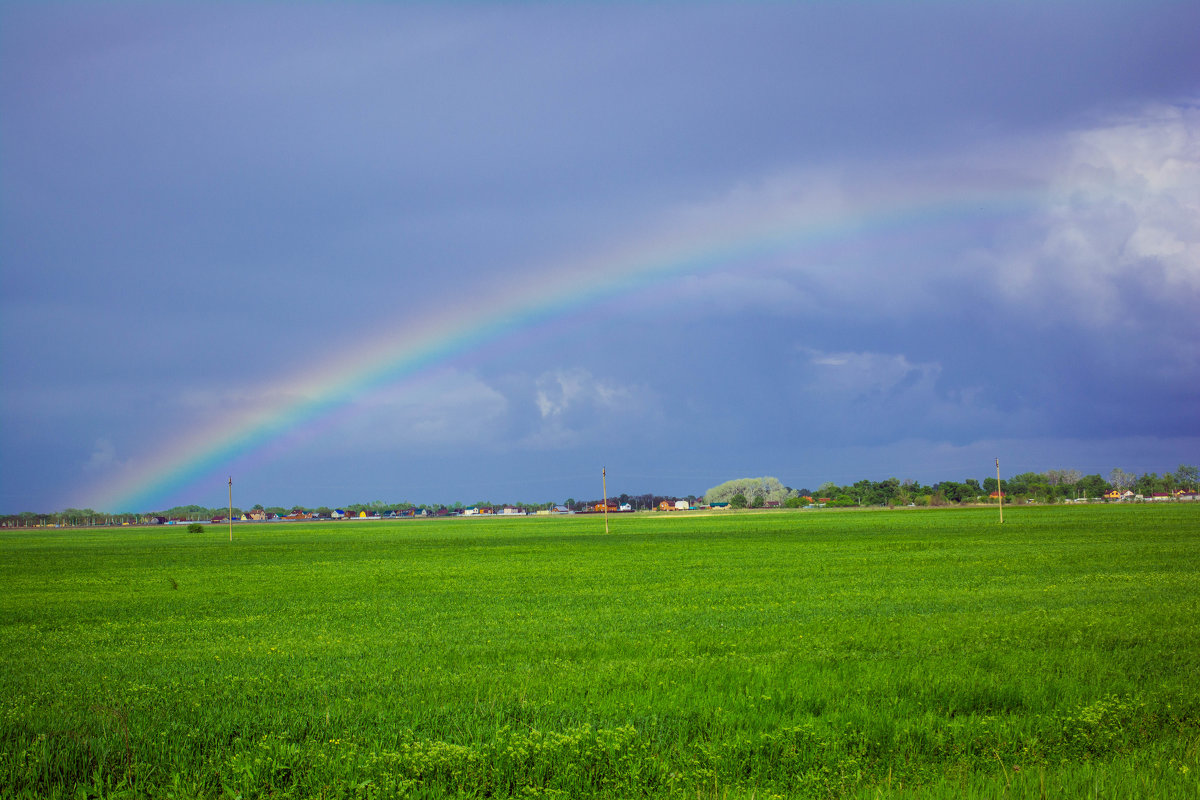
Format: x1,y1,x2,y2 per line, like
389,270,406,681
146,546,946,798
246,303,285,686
186,524,204,534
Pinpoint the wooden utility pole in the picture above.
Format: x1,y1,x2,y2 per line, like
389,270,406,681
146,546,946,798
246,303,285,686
602,467,609,534
228,476,234,541
996,458,1003,524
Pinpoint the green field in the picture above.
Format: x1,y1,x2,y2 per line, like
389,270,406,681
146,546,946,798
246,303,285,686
3,506,1199,798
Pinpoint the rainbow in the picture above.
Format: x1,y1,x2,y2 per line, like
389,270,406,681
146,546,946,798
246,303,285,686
82,190,1032,511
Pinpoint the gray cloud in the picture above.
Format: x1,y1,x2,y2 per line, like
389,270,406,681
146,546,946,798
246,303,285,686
3,4,1198,510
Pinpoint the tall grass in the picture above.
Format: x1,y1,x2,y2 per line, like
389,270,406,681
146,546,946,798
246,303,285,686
2,506,1198,797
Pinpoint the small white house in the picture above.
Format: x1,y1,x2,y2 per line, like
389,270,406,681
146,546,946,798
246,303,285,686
675,500,690,511
619,503,632,512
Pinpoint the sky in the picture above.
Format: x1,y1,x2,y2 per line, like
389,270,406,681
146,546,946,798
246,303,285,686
2,2,1198,513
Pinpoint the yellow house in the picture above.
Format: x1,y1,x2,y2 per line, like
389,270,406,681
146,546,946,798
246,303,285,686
359,510,368,518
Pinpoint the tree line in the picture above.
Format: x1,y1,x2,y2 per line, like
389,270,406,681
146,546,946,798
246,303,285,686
2,465,1196,527
704,465,1199,509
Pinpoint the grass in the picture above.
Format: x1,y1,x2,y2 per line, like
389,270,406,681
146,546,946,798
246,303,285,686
1,505,1198,798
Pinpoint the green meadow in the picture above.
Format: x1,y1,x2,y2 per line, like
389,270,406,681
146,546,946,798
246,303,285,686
2,506,1199,799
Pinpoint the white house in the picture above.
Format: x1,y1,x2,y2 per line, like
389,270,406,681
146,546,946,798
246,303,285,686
675,500,690,510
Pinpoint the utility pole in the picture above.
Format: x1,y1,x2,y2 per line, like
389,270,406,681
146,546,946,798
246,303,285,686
996,458,1003,524
228,476,233,541
602,467,609,534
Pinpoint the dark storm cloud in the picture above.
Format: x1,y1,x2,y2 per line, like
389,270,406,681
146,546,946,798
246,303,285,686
2,3,1197,510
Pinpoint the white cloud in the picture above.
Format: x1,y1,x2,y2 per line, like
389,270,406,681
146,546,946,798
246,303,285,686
524,368,655,448
534,368,633,418
995,101,1200,325
631,98,1199,336
799,347,940,401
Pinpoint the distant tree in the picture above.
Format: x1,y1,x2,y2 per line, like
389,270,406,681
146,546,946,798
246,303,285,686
251,503,264,511
876,477,902,506
749,494,765,508
1044,469,1080,489
1008,472,1049,501
935,481,970,504
1175,464,1199,492
817,482,839,498
1135,473,1164,496
704,477,789,505
729,493,748,509
1077,474,1111,499
1108,468,1136,490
